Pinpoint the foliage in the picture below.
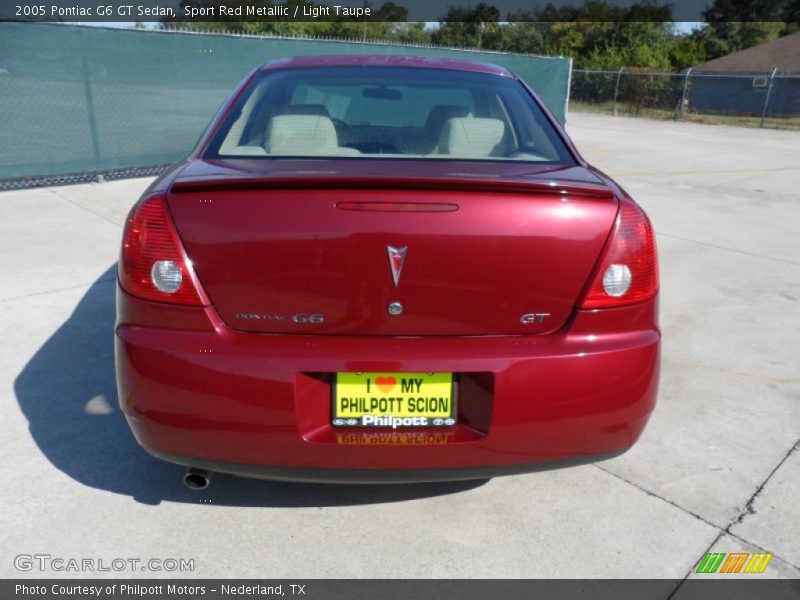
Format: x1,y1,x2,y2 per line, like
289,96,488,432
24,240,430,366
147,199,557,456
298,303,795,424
691,22,786,60
693,0,799,60
162,0,799,72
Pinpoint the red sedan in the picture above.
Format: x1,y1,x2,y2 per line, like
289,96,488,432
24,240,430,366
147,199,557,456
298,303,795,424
115,55,659,488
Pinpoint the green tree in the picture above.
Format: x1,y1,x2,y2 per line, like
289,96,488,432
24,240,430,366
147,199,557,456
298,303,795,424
503,2,680,70
161,0,798,75
667,34,707,70
431,4,501,49
692,0,798,60
390,22,431,45
691,22,785,60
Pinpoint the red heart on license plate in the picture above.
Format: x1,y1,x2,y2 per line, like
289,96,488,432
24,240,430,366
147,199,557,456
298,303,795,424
375,376,397,394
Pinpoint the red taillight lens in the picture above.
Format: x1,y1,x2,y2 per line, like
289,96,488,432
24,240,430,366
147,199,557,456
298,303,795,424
119,194,205,306
580,199,658,309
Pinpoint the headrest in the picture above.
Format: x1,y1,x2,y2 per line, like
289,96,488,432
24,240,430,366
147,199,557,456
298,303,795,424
266,114,338,155
436,118,506,157
425,105,470,134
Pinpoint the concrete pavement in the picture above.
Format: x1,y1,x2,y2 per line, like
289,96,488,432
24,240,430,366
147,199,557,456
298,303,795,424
1,114,798,584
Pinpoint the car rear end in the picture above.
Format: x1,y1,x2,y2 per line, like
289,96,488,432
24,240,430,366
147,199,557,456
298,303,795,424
115,58,659,483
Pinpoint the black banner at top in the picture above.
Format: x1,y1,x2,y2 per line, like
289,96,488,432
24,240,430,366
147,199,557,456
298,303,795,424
1,0,799,22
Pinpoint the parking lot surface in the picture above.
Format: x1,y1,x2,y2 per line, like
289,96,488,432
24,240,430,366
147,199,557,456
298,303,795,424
1,113,798,583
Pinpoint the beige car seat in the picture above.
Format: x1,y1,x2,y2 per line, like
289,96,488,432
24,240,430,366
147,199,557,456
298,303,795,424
266,114,339,155
265,109,361,156
435,117,507,158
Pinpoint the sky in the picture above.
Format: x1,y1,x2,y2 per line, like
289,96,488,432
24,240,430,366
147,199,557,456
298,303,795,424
676,22,705,33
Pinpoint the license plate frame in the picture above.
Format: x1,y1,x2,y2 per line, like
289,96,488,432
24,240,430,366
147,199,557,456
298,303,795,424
332,372,457,428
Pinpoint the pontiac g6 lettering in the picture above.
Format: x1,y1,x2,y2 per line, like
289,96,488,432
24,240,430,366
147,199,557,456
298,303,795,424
115,55,660,487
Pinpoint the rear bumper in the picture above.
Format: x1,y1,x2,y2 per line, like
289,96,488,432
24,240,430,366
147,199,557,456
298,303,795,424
115,286,660,483
147,448,628,484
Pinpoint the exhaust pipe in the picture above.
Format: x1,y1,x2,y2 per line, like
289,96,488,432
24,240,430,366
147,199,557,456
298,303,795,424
183,467,212,490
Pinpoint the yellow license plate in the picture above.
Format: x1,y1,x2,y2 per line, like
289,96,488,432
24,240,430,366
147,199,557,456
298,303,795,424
332,372,455,428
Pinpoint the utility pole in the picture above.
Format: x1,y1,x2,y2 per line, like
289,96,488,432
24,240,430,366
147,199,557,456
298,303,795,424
613,67,624,116
679,67,692,120
760,68,778,128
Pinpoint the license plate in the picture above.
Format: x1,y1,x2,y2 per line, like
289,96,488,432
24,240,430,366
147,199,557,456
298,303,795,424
332,372,456,428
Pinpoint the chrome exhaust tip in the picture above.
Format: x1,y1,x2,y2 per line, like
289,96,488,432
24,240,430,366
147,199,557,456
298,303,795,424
183,467,212,490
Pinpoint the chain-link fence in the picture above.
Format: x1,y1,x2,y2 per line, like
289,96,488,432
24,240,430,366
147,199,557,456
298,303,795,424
571,68,800,129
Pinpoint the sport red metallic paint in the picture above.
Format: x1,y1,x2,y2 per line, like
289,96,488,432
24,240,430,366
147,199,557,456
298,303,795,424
115,56,659,485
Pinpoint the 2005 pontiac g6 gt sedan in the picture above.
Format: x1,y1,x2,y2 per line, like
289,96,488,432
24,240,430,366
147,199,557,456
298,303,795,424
115,55,660,488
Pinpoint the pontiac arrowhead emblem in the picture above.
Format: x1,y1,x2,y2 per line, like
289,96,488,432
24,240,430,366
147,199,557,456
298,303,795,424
386,245,407,288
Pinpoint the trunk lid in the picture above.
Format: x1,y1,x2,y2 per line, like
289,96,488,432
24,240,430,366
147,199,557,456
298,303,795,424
167,159,618,336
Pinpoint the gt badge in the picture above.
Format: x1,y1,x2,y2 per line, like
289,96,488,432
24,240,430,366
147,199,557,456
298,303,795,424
520,313,551,324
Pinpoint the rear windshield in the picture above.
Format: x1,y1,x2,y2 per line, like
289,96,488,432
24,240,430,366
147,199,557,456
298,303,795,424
205,66,575,164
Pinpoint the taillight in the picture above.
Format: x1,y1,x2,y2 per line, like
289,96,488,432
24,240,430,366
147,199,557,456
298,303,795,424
119,194,205,306
580,199,658,309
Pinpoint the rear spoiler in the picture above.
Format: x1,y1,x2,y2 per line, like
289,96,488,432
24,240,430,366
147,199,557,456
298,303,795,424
170,175,615,200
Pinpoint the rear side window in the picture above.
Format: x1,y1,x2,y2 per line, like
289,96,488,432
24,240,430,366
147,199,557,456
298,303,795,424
206,67,574,164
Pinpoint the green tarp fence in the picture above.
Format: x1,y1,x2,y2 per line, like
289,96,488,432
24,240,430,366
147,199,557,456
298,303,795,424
0,23,571,181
